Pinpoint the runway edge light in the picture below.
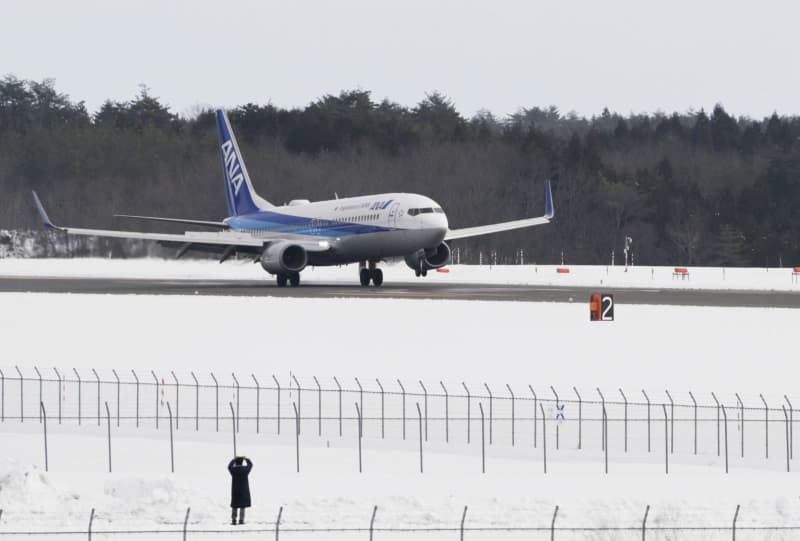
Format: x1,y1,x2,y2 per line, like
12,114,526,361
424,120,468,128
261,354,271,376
590,293,614,321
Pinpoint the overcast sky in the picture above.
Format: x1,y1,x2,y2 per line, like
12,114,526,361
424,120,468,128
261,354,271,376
3,0,798,119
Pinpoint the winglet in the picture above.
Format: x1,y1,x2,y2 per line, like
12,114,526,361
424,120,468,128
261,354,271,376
31,191,61,230
544,179,554,220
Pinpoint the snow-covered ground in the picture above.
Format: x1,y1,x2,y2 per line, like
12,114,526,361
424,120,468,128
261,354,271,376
1,257,800,291
0,261,799,539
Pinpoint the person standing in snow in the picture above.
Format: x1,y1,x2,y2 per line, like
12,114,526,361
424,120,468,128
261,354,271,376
228,456,252,525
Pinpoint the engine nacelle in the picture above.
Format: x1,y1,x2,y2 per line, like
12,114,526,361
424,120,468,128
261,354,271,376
260,242,308,274
405,242,451,272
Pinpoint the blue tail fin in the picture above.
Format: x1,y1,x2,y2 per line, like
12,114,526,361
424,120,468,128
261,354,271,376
216,109,273,216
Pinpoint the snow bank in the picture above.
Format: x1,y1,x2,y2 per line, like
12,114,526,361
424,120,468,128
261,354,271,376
1,257,799,291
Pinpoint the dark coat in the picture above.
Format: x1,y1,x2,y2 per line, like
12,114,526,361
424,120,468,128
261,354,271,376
228,458,252,508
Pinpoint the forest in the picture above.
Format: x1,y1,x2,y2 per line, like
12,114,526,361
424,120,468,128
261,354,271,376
1,75,798,266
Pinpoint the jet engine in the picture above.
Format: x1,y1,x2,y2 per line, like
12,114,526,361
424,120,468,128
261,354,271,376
260,242,308,274
405,241,451,274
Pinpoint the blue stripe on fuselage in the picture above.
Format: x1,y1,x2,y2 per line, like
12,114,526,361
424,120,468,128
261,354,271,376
227,210,400,237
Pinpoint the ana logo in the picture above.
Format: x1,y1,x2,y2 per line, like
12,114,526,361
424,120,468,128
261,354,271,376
370,199,394,210
221,140,244,196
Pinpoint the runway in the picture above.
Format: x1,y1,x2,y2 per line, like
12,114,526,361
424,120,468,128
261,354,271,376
1,275,799,307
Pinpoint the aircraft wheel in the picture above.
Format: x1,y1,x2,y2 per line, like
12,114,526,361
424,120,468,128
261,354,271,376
421,269,428,277
372,269,383,286
359,268,371,286
415,269,421,277
276,274,288,287
289,273,300,287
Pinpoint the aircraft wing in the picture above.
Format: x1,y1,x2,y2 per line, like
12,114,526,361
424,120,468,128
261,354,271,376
32,191,333,254
445,179,554,241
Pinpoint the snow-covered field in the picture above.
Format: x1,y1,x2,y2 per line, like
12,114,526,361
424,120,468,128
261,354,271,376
0,260,799,539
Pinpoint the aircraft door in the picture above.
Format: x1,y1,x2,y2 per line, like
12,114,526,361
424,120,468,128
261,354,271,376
388,203,400,228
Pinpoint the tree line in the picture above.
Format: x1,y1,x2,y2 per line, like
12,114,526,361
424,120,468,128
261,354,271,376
1,75,798,266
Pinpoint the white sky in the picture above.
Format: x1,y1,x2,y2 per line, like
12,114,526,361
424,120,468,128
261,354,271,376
2,0,799,119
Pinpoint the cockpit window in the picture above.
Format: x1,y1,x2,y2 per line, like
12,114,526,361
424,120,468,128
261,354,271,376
408,207,443,216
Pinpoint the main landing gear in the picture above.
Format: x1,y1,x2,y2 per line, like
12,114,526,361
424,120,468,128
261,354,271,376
359,261,383,287
276,272,301,287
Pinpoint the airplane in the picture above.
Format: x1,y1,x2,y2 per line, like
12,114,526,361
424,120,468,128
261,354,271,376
32,109,554,287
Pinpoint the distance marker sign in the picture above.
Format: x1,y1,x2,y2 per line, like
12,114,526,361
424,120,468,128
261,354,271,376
589,293,614,321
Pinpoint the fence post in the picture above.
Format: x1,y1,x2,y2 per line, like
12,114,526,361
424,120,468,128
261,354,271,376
111,370,120,428
313,376,321,437
530,386,537,448
105,402,112,473
167,402,175,473
619,388,628,453
550,386,560,449
440,381,449,443
275,506,283,541
355,377,363,435
596,388,606,451
91,368,101,427
292,375,301,435
171,371,180,431
293,402,300,473
603,405,608,474
641,505,649,541
74,368,82,426
0,368,4,422
460,506,468,541
232,373,241,433
34,367,42,423
573,387,582,450
253,374,261,435
735,393,744,458
784,395,794,459
369,505,377,541
759,394,768,459
665,390,674,454
333,376,342,437
732,504,740,541
377,379,385,439
540,402,547,473
462,382,471,444
54,368,62,425
40,402,48,472
416,402,423,473
183,507,190,541
190,372,199,432
506,384,515,447
783,405,790,472
272,375,281,435
355,402,362,473
484,383,493,445
722,404,729,473
662,404,668,474
229,402,237,458
398,379,406,440
15,366,23,423
131,370,139,428
151,370,158,430
88,508,95,541
712,392,720,456
479,402,486,474
211,372,219,432
420,381,428,442
642,390,650,453
689,391,697,455
550,505,558,541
